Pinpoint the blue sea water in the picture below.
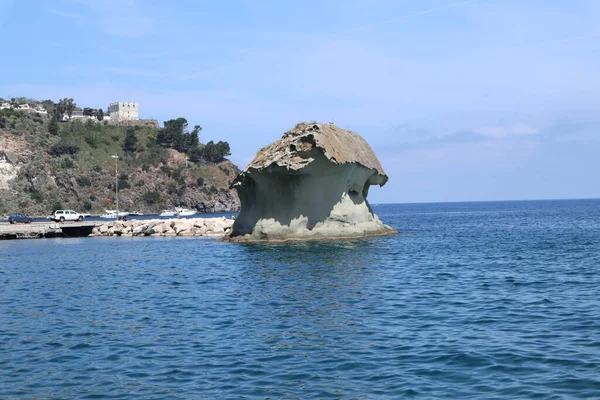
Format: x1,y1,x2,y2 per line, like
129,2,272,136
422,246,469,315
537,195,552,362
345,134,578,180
1,199,600,399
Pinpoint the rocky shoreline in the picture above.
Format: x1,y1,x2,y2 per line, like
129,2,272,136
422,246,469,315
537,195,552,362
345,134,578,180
91,217,234,238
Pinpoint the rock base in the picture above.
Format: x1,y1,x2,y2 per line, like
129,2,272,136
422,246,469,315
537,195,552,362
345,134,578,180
90,217,234,238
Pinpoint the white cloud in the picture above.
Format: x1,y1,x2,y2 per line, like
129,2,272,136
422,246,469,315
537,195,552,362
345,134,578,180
475,123,540,138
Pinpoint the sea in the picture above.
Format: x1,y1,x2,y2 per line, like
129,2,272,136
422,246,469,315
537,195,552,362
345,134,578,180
1,199,599,399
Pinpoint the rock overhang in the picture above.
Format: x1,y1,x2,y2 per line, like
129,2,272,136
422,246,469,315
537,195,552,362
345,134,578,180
232,122,388,189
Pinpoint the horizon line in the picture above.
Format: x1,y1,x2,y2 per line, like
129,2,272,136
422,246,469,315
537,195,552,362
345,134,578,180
372,197,600,205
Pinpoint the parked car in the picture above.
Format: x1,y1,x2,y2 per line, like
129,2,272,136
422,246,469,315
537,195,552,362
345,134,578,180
51,210,85,222
8,213,33,224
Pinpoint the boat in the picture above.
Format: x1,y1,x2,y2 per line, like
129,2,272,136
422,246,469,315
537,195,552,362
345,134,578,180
176,207,196,217
129,211,144,216
159,210,177,217
100,210,130,219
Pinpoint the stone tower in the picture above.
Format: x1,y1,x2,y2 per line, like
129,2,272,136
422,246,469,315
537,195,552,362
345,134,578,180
107,102,139,121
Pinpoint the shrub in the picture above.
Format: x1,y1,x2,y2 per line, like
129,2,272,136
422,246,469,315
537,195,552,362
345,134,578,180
76,176,92,187
49,142,79,156
210,185,218,193
160,165,170,176
28,187,44,202
143,191,160,204
122,129,138,153
48,119,59,135
61,157,75,169
117,179,130,190
83,200,92,211
84,131,100,148
196,177,205,187
171,167,182,181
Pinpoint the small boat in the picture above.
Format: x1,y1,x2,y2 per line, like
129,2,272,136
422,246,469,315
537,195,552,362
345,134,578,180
101,210,130,219
176,207,196,217
160,210,176,217
129,211,144,216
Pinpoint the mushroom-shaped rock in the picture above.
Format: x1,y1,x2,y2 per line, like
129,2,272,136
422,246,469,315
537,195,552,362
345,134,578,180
226,122,397,241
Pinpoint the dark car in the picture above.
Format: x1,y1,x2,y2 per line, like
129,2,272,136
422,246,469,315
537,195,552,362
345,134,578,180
8,213,33,224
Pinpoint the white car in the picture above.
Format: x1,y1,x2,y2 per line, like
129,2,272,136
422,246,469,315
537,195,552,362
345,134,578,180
52,210,85,222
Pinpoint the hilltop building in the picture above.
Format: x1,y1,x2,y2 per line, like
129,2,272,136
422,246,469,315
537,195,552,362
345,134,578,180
108,102,139,121
0,102,47,114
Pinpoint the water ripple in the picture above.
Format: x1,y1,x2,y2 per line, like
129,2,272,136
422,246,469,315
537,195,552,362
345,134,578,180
1,200,600,398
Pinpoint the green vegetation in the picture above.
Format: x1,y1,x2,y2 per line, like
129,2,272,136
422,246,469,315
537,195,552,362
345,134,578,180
155,118,231,163
122,128,138,153
0,97,239,215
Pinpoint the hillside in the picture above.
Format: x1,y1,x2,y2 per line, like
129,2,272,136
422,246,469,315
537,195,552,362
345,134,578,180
0,99,240,216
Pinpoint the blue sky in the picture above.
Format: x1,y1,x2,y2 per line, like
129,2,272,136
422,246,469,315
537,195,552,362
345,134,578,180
1,0,599,203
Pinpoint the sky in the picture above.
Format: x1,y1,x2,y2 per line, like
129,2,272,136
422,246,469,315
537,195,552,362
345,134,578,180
0,0,599,203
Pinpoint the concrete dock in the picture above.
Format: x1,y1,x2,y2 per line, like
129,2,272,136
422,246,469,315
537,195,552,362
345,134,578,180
0,221,103,240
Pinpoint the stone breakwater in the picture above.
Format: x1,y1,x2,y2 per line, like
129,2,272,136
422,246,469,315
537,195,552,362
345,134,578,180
91,217,235,238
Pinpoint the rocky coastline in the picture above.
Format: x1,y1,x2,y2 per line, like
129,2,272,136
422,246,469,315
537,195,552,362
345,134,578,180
91,217,234,238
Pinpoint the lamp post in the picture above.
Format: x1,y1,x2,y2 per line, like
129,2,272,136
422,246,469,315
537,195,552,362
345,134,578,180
111,154,119,220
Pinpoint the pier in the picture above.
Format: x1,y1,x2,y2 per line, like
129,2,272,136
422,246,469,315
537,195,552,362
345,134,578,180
0,221,103,240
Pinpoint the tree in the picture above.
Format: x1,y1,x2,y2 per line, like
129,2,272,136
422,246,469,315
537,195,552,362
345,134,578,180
157,117,188,150
188,145,202,162
57,98,76,118
198,140,231,163
187,125,201,147
41,100,55,116
122,129,138,153
215,141,231,159
48,119,59,136
97,109,104,121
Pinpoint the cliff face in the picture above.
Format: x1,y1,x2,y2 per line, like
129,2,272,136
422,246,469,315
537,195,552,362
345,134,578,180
0,112,240,216
226,122,396,241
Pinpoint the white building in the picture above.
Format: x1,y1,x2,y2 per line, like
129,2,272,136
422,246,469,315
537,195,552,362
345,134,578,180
0,102,10,110
35,106,47,115
107,102,139,121
70,110,85,119
17,104,30,110
64,110,102,122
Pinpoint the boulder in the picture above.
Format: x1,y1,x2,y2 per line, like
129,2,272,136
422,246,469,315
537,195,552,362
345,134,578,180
174,221,193,235
225,122,397,241
192,225,207,236
132,224,149,235
146,221,167,235
110,222,124,234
